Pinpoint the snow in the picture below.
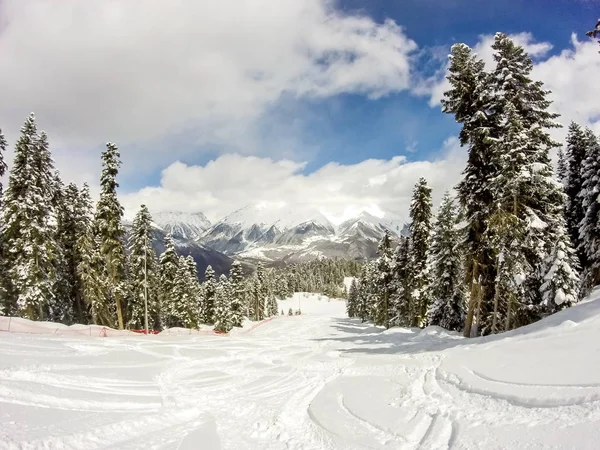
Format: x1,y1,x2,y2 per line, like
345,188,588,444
3,291,600,448
219,204,335,232
152,211,212,240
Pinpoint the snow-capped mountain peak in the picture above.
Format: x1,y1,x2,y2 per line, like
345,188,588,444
220,203,334,232
197,203,408,262
152,211,212,241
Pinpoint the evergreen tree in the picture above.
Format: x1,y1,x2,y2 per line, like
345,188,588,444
578,128,600,292
564,122,588,267
184,255,202,326
486,35,577,328
586,19,600,48
355,262,376,323
374,230,394,329
172,255,197,328
250,262,266,321
442,44,496,337
346,278,359,318
2,116,59,320
159,234,179,328
0,128,8,314
127,205,159,330
77,184,106,325
94,143,127,329
408,178,433,327
265,290,278,318
557,148,567,184
427,192,465,331
391,236,411,327
214,274,233,333
201,265,217,324
51,175,75,323
228,261,245,327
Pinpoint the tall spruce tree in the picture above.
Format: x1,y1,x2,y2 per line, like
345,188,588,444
391,236,411,326
184,256,202,326
52,175,75,323
77,184,106,324
159,234,180,328
94,143,127,329
408,178,433,327
3,116,59,320
128,205,159,330
442,44,496,337
578,129,600,292
201,265,217,324
428,192,465,331
214,275,233,333
564,123,588,267
172,255,197,328
346,278,359,318
250,262,266,321
374,230,394,329
228,260,245,327
0,128,8,314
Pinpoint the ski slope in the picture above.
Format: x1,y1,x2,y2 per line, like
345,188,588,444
2,291,600,449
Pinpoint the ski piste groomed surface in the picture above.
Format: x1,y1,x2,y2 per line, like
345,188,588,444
2,291,600,449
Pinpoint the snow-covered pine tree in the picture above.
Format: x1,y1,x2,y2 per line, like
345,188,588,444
374,230,394,329
184,255,202,327
578,128,600,293
201,265,217,324
557,148,567,185
487,34,578,326
0,128,8,314
250,262,266,321
355,262,375,322
159,233,179,328
214,274,233,333
0,128,7,202
564,123,588,267
265,290,278,318
346,278,359,318
3,116,59,320
127,205,159,330
94,143,127,329
228,260,245,327
391,236,411,326
62,182,89,323
408,178,433,327
586,19,600,47
428,192,466,331
172,255,197,328
442,44,497,337
77,184,107,324
51,174,75,323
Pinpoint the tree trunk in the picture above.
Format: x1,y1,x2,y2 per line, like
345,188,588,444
115,291,124,330
491,284,500,334
463,261,479,337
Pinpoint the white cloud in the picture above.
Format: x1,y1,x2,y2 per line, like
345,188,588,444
121,138,466,223
0,0,416,159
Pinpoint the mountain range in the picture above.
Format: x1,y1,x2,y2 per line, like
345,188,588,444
145,205,408,271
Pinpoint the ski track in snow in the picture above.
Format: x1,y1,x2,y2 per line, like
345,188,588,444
2,293,600,449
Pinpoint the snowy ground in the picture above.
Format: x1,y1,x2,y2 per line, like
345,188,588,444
2,291,600,449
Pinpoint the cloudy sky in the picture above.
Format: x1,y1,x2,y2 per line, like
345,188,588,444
0,0,598,223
